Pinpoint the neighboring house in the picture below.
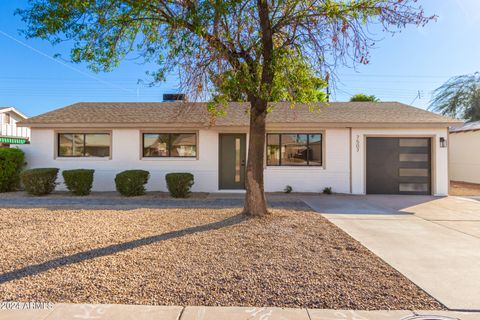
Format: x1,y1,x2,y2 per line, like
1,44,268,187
17,100,460,195
0,107,30,147
449,121,480,184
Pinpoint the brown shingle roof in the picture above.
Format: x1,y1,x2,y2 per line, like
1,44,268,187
18,101,460,128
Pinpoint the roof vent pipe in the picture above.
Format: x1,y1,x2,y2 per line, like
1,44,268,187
163,93,187,102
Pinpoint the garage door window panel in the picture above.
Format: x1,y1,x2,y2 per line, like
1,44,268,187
399,183,429,192
400,153,429,162
399,168,429,177
399,139,429,147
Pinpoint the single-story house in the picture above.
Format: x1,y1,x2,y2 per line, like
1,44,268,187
0,106,30,147
449,121,480,184
17,101,460,195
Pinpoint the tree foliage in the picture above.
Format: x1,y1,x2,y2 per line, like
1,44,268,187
350,93,379,102
18,0,432,105
429,72,480,121
17,0,434,215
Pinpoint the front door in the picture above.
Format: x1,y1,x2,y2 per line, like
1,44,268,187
219,134,246,189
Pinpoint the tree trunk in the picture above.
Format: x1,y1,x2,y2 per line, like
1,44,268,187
242,0,273,217
243,98,269,216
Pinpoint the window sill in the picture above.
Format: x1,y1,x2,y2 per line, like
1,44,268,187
266,166,325,170
55,157,111,161
141,157,198,161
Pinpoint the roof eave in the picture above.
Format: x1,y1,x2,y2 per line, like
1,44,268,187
18,121,460,129
1,107,28,119
17,122,208,128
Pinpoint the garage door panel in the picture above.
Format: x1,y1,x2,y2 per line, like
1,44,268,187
367,137,431,195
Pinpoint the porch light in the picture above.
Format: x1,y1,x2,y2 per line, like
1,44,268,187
439,137,447,148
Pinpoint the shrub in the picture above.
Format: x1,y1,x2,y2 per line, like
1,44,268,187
62,169,95,196
284,185,293,193
165,173,194,198
20,168,59,195
323,187,332,195
115,170,149,196
0,148,25,192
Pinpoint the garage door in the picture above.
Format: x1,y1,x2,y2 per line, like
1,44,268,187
366,137,431,195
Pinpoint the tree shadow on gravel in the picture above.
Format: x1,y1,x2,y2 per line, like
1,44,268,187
0,214,246,284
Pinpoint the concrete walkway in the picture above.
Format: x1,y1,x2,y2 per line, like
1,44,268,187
2,304,480,320
303,195,480,311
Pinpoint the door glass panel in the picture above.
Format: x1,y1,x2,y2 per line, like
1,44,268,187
399,183,428,192
399,153,428,162
235,138,241,182
399,168,429,177
399,139,429,147
281,134,308,165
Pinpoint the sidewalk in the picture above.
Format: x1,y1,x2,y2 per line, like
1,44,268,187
2,304,480,320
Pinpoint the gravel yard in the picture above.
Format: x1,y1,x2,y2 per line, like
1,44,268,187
0,207,443,310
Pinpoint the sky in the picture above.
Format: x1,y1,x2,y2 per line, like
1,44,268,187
0,0,479,117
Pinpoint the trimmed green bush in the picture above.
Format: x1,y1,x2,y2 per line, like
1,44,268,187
165,173,194,198
0,148,25,192
20,168,59,196
115,170,149,197
62,169,94,196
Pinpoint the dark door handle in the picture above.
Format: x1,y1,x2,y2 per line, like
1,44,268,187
241,160,246,166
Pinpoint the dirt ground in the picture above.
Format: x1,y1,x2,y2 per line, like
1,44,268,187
0,207,444,310
450,181,480,196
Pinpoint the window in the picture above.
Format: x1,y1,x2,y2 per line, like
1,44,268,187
399,168,429,177
58,133,110,157
267,133,322,166
399,153,429,162
4,113,11,124
399,183,428,192
143,133,197,157
399,138,429,147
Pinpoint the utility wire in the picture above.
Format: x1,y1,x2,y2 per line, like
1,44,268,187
409,90,423,105
0,29,135,94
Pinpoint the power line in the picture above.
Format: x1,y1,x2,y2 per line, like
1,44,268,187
339,73,452,79
0,29,135,94
410,90,423,105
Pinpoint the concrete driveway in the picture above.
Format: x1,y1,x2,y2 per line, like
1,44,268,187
303,195,480,311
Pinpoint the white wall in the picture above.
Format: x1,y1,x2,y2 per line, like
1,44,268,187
21,127,352,193
22,128,220,192
449,131,480,184
21,126,450,195
1,111,30,138
264,128,350,193
350,128,449,196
